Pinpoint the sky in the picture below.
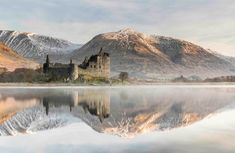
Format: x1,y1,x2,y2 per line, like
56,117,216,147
0,0,235,56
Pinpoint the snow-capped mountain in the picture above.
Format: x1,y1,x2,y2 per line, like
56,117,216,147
1,29,234,79
0,30,81,62
209,50,235,67
0,43,39,71
71,28,235,79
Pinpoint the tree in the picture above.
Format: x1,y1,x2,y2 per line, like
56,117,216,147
119,72,128,83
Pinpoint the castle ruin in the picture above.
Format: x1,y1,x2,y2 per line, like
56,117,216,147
43,48,110,81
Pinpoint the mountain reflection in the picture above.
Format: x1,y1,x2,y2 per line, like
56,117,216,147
0,87,234,137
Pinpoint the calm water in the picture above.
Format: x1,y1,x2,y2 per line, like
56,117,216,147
0,86,235,153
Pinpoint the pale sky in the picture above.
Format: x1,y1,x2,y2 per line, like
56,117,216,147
0,0,235,56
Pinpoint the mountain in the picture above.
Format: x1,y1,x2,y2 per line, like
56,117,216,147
2,29,234,79
71,28,235,79
0,30,81,62
0,43,39,71
209,50,235,67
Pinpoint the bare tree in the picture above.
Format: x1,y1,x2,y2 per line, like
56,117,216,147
119,72,128,83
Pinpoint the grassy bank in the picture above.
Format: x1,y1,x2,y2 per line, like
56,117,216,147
0,82,235,87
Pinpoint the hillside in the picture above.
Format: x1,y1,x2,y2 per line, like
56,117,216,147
71,28,235,79
0,30,81,62
0,43,39,71
210,50,235,67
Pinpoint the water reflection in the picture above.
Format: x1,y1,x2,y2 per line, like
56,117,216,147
42,90,110,122
0,87,234,137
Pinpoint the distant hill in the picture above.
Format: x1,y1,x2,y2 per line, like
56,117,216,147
0,43,39,71
71,28,235,79
0,30,81,62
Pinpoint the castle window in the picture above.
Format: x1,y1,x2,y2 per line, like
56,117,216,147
94,65,96,68
99,66,101,69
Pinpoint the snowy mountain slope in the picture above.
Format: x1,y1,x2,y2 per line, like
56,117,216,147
0,43,39,71
71,28,235,79
210,50,235,68
0,30,81,62
1,29,234,79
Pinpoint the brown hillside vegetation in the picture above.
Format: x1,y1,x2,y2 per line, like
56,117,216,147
0,42,39,71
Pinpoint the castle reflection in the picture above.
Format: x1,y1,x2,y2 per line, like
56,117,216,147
41,90,110,122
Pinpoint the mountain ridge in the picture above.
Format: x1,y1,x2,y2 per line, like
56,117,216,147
0,30,81,62
1,29,235,79
71,28,235,79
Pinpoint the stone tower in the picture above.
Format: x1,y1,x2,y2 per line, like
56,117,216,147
69,59,78,80
98,48,110,78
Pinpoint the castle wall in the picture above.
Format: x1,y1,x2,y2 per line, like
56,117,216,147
45,66,71,80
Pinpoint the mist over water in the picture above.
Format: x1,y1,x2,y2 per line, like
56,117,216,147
0,86,235,153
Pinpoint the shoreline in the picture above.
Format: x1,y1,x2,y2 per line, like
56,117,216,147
0,82,235,88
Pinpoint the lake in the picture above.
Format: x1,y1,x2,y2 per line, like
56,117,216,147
0,86,235,153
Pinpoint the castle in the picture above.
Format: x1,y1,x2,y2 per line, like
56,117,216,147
43,48,110,81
